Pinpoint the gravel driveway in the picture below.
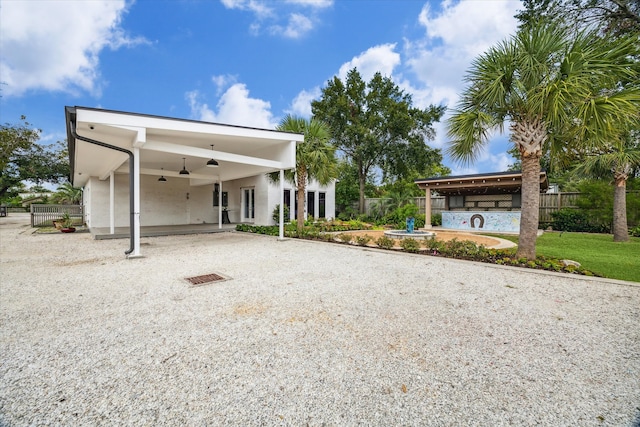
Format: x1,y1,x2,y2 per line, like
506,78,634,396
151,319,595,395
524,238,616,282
1,214,639,426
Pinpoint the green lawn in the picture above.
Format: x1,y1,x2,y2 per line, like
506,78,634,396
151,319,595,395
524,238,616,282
495,232,640,282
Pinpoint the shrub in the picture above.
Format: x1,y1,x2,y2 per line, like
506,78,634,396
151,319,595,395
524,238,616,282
375,235,395,249
551,208,609,233
630,225,640,237
336,233,353,243
399,203,419,219
272,204,290,223
400,238,421,253
422,237,443,252
431,213,442,226
355,235,372,246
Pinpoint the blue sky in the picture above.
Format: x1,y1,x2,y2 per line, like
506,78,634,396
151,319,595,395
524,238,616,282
1,0,523,178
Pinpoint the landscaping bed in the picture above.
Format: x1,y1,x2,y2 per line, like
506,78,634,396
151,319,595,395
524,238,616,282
236,221,603,279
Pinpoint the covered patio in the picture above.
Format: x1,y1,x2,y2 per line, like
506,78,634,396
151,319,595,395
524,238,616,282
415,171,548,232
66,106,304,257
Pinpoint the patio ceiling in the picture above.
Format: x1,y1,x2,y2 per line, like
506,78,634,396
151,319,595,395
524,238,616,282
66,106,303,187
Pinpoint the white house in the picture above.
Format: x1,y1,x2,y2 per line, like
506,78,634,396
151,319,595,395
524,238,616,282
65,106,335,257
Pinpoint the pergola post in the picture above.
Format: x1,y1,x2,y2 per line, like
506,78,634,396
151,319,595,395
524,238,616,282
424,188,432,229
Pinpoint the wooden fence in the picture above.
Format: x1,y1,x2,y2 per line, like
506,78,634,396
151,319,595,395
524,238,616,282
364,197,446,217
30,204,84,227
538,192,580,223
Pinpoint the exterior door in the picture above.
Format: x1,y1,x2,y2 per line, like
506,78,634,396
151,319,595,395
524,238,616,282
243,188,255,222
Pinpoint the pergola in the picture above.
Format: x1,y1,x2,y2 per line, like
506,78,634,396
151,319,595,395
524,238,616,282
415,171,548,229
65,106,304,257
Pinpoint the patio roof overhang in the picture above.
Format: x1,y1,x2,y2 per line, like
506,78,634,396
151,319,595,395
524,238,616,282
65,106,304,187
414,171,548,196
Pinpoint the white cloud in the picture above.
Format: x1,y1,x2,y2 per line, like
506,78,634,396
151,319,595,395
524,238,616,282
220,0,274,18
186,84,277,129
409,1,520,108
0,0,148,97
403,0,521,167
287,86,321,117
211,74,238,96
272,13,314,38
220,0,329,38
338,43,401,82
284,0,333,8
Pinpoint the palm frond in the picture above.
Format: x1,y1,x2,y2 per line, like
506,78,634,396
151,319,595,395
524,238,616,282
446,108,495,166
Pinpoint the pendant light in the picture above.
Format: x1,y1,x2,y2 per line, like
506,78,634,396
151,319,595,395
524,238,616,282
179,157,190,175
206,144,219,167
158,168,167,182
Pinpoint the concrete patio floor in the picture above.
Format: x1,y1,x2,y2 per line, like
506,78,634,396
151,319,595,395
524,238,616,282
90,222,238,239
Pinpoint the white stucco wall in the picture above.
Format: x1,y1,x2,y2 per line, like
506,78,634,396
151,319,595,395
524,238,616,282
84,173,335,229
85,175,218,228
265,178,336,225
82,179,93,227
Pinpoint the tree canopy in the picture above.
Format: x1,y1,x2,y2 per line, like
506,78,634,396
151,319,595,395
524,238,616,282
516,0,640,35
1,116,70,199
311,68,446,213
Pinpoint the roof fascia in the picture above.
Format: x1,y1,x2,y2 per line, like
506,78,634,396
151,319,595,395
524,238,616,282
75,107,304,142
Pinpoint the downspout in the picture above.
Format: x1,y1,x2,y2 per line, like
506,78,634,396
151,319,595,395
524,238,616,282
70,121,135,255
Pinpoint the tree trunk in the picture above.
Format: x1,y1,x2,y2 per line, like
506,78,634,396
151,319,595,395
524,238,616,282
358,162,366,215
358,175,366,214
612,175,629,242
516,154,541,260
297,168,307,233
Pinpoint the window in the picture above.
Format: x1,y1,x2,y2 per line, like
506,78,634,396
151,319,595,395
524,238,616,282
449,195,464,208
243,188,255,221
307,191,315,218
213,191,228,207
284,189,291,212
319,192,326,218
512,193,521,208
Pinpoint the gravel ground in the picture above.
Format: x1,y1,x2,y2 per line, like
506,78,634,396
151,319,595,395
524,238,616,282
1,214,639,426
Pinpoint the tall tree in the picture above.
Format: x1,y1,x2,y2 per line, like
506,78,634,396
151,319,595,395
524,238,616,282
447,22,639,259
312,68,445,214
1,116,69,198
572,132,640,241
516,0,640,35
334,159,377,219
269,115,337,232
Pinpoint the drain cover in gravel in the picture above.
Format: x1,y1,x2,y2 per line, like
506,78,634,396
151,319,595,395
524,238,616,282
185,273,229,286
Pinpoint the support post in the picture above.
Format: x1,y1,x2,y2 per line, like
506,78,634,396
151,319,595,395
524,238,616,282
279,169,284,240
424,188,432,229
129,147,142,258
110,171,115,234
218,181,223,229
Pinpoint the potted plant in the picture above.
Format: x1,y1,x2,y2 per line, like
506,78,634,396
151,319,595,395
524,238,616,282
52,217,64,230
60,213,76,233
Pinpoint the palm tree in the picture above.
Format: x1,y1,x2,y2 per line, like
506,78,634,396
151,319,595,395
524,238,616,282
270,115,337,232
51,182,82,204
573,132,640,242
447,22,639,259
